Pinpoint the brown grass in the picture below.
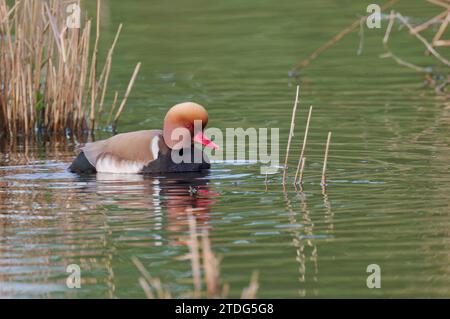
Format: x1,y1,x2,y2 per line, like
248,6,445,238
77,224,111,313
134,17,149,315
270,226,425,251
0,0,140,137
133,210,259,299
282,85,300,186
278,88,333,187
380,3,450,92
294,105,312,185
321,131,332,187
289,0,399,75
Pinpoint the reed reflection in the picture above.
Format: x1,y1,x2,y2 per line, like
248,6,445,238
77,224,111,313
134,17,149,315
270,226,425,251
0,139,219,297
282,188,317,297
72,172,219,244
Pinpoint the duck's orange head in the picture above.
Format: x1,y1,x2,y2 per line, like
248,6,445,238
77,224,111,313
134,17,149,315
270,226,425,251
163,102,218,150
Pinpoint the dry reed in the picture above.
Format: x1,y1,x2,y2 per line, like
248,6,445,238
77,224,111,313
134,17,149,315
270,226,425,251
290,0,399,74
297,156,306,185
0,0,140,137
396,13,450,67
294,105,312,185
381,10,431,73
112,62,141,131
132,256,172,299
379,2,450,92
321,132,332,186
279,88,333,187
133,211,258,299
282,85,300,186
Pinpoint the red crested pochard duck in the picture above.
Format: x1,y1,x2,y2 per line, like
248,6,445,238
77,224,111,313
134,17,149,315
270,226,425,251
69,102,218,174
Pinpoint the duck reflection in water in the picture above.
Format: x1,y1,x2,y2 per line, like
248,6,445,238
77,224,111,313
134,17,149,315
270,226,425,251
72,171,219,245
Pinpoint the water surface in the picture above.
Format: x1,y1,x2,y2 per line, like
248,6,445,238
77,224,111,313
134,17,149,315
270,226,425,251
1,0,450,298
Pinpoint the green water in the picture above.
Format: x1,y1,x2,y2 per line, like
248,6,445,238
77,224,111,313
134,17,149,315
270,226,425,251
1,0,450,298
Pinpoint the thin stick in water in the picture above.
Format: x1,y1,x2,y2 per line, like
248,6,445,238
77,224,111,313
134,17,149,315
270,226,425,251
89,0,101,132
187,213,202,298
383,10,396,45
107,91,119,128
98,23,123,118
432,11,450,45
396,13,450,67
282,85,300,186
290,0,399,73
298,157,306,185
113,62,141,130
321,132,332,186
427,0,450,9
411,10,448,34
294,105,312,184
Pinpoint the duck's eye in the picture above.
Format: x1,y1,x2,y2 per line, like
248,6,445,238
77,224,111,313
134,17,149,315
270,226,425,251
179,149,184,156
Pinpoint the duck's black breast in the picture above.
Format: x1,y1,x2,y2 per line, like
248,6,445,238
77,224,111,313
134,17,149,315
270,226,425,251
141,147,210,174
69,151,97,174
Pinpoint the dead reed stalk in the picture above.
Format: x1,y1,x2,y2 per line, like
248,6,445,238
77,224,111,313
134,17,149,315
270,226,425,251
132,256,172,299
264,172,268,191
188,213,202,298
294,105,312,185
290,0,399,74
381,10,430,73
396,12,450,67
321,132,332,186
297,157,306,185
0,0,140,137
134,210,259,299
112,62,142,132
282,85,300,185
379,2,450,90
411,10,449,34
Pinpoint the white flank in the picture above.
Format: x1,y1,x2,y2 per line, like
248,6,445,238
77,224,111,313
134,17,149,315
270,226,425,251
151,136,160,160
95,155,144,174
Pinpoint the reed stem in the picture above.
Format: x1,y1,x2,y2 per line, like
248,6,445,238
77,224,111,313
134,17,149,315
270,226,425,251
298,157,306,185
188,214,202,298
113,62,141,131
282,85,300,185
0,0,138,137
321,132,332,186
294,105,312,184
